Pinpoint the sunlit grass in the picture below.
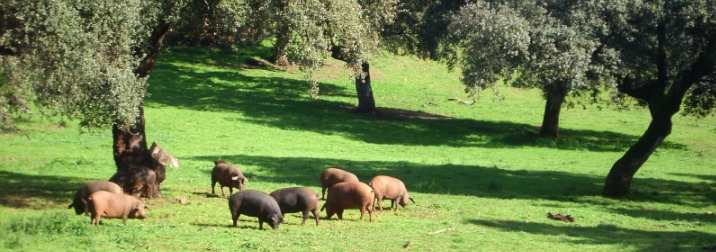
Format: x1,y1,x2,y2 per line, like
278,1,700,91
0,45,714,251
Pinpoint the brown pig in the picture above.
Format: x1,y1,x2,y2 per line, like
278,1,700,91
269,187,320,226
228,190,283,230
68,181,123,215
212,160,248,197
369,175,415,213
319,167,359,200
109,166,163,199
321,181,374,221
130,168,160,199
87,190,147,225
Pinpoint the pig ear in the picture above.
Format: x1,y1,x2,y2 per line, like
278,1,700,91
231,176,239,181
243,177,249,183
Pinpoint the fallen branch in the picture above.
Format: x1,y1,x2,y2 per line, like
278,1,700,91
428,227,459,235
547,212,575,222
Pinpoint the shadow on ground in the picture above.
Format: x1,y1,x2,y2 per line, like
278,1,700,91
146,47,687,152
187,154,714,207
467,219,716,251
0,171,83,209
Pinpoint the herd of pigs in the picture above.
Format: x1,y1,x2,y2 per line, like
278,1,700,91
68,160,415,229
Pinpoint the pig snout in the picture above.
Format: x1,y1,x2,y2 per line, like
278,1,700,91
132,203,148,219
269,213,283,230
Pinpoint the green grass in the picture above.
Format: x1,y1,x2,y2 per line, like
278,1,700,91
1,44,714,251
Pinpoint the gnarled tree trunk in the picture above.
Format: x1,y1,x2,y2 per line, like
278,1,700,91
539,85,568,138
271,8,290,67
603,20,715,198
602,114,671,197
355,62,378,114
330,46,379,115
112,106,150,172
110,24,173,198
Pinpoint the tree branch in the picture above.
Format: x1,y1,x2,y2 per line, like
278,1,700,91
136,24,174,78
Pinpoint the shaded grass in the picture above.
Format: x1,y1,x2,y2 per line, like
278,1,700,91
0,45,714,251
148,48,687,152
467,218,716,251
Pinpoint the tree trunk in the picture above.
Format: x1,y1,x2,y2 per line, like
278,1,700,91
538,85,568,138
602,115,671,197
354,62,378,114
329,46,379,115
271,21,290,67
136,24,173,78
110,24,172,197
602,18,715,198
112,106,150,172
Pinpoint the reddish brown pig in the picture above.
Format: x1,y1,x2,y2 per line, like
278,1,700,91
212,160,248,197
87,190,147,225
321,181,374,221
228,190,283,230
68,181,123,215
269,187,320,226
369,175,415,213
319,167,359,200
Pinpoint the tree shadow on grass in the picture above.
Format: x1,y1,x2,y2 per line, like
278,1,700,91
608,207,716,222
187,154,713,207
0,171,82,209
467,219,716,251
146,48,687,152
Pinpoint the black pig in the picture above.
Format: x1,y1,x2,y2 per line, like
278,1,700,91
269,187,320,226
228,190,283,230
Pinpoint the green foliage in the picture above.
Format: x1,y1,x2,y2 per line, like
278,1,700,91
599,0,716,117
286,0,397,74
6,213,87,236
448,1,611,100
0,0,153,130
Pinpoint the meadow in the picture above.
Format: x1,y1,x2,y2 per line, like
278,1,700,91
0,45,714,251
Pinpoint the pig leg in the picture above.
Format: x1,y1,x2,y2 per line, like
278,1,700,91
337,209,344,220
368,206,374,222
311,209,320,226
91,212,101,225
155,183,163,198
220,186,226,197
321,187,327,200
301,210,309,225
258,218,264,230
211,180,217,195
81,199,90,215
376,196,384,213
228,187,233,197
359,207,365,220
145,184,154,199
325,205,335,219
232,212,241,227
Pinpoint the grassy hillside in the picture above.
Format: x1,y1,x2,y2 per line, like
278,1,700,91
0,45,714,251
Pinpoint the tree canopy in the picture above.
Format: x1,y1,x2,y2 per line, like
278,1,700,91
447,1,619,137
0,0,156,130
598,0,716,197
